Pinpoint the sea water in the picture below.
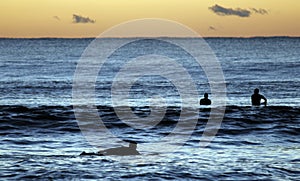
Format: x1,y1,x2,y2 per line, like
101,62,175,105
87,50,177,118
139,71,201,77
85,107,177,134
0,37,299,180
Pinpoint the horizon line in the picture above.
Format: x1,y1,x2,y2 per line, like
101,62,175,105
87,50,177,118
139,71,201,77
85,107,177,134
0,35,300,39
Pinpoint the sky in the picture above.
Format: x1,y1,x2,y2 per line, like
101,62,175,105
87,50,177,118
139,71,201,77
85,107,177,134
1,0,299,38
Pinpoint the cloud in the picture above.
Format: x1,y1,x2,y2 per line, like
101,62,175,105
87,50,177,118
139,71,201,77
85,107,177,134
209,4,251,17
251,8,268,15
208,26,217,31
72,14,95,24
209,4,269,18
53,16,60,21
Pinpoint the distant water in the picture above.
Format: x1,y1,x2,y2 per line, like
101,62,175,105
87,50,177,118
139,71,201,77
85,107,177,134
0,37,299,180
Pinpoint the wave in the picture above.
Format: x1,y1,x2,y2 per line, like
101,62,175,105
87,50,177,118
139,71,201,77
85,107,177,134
0,105,299,136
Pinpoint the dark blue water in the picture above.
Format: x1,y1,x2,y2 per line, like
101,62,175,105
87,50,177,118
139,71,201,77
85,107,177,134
0,37,299,180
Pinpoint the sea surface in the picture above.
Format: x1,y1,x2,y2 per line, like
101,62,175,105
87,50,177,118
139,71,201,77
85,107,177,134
0,37,299,180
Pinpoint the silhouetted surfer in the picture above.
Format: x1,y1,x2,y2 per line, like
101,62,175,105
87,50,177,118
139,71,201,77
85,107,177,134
80,141,140,156
200,93,211,105
251,88,267,106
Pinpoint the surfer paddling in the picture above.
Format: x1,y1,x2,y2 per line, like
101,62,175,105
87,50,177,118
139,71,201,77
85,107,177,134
80,141,140,156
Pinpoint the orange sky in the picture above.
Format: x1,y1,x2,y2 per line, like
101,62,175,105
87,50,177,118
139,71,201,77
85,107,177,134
1,0,299,37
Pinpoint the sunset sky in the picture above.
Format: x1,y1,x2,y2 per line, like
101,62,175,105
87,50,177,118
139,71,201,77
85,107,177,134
1,0,299,38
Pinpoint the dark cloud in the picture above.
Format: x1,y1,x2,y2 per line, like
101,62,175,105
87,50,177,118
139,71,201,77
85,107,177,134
72,14,95,24
209,4,269,18
209,4,251,17
251,8,268,15
53,16,60,21
208,26,217,31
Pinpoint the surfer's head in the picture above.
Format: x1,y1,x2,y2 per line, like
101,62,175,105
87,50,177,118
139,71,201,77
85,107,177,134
204,93,208,98
254,88,259,94
128,141,137,149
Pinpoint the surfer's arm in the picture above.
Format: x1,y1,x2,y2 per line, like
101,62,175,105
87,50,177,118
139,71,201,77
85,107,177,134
261,95,267,106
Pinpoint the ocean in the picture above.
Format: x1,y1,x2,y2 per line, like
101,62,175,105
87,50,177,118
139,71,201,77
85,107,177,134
0,37,299,180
